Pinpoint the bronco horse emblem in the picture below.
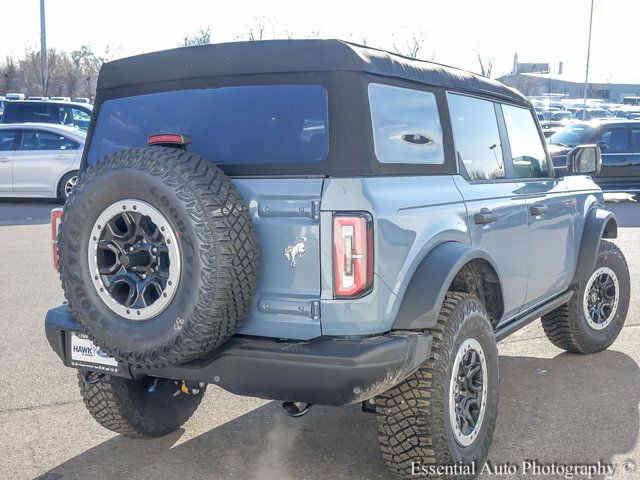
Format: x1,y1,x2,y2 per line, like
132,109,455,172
284,236,307,267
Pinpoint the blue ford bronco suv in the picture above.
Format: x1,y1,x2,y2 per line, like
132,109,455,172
45,40,630,479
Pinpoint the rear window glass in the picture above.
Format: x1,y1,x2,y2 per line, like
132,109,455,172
88,85,329,165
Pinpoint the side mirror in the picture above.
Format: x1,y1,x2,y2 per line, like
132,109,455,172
566,145,601,175
596,140,608,151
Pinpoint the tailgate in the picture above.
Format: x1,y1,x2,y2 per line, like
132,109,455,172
232,178,324,339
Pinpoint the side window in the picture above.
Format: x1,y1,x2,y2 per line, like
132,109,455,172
0,129,17,151
368,83,444,164
448,94,504,180
599,127,629,153
71,108,91,131
502,104,549,178
20,130,81,151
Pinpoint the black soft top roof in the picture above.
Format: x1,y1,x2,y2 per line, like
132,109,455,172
97,39,527,105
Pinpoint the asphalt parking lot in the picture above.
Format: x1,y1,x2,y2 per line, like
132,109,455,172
0,197,638,480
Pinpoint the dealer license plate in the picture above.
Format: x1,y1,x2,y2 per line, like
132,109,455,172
69,332,119,373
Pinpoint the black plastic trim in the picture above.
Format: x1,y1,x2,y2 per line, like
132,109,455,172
494,290,574,342
573,208,618,284
392,242,501,330
45,305,432,406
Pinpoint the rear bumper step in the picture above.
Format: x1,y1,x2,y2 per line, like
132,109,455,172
45,305,432,406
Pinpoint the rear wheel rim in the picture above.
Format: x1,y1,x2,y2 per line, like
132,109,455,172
449,338,488,447
64,175,78,197
88,199,181,321
583,266,619,330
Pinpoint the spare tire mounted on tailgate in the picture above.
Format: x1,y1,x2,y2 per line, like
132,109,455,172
58,146,259,368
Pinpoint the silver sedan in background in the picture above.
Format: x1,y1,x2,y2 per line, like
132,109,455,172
0,123,85,201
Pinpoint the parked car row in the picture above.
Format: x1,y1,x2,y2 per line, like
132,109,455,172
548,119,640,195
0,122,85,201
1,100,92,131
0,96,94,200
533,97,640,129
1,93,92,103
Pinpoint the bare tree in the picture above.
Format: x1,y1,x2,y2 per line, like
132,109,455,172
0,56,20,93
347,34,368,46
243,17,268,41
0,45,110,98
284,26,322,40
180,27,212,47
476,49,494,78
393,29,432,60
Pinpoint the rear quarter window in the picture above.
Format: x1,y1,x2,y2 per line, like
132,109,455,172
368,83,444,164
88,85,329,166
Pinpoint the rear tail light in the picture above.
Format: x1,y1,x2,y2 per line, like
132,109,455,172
333,213,373,298
51,208,63,272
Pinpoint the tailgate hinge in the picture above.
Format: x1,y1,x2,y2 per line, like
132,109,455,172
311,200,321,220
259,299,321,320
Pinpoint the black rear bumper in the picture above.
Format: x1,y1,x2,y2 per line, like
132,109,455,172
45,305,432,406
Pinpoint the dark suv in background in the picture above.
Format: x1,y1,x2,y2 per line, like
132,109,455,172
2,100,92,132
548,119,640,194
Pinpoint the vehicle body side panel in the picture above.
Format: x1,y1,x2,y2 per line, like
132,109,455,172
519,179,575,309
0,149,14,192
453,176,529,318
232,178,324,340
319,176,469,336
12,148,76,195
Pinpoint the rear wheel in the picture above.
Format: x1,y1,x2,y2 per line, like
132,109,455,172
541,240,630,354
375,293,499,479
57,171,78,202
77,371,205,438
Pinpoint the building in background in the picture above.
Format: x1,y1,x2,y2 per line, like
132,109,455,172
499,72,640,102
499,53,640,102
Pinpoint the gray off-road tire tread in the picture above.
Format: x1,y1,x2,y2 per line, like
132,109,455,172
375,292,496,479
59,147,258,368
541,240,629,355
77,372,204,438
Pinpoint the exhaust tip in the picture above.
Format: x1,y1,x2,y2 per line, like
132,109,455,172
282,401,313,417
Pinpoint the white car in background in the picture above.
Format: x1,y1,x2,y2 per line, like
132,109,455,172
0,123,85,201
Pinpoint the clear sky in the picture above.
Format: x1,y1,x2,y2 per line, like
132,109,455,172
2,0,638,82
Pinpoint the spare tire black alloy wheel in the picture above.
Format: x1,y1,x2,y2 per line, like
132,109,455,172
58,146,259,368
88,199,180,321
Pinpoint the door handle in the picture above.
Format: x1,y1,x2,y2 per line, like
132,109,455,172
55,155,70,160
0,157,10,163
530,205,549,216
474,208,498,225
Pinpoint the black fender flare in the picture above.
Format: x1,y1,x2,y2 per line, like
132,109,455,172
572,208,618,284
392,242,500,330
